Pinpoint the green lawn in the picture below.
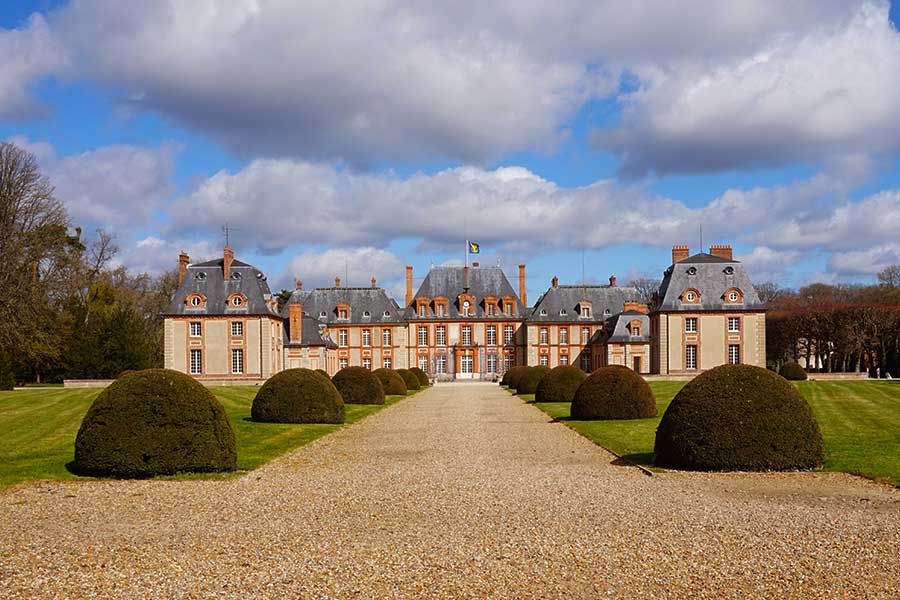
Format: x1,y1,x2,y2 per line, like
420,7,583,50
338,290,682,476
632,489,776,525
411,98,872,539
530,380,900,486
0,386,414,490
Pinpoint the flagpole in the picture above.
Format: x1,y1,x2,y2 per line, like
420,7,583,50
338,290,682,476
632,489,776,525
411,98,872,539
465,239,469,268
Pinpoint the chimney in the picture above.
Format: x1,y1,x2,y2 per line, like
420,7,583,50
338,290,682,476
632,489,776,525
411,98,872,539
405,265,413,307
624,301,649,314
672,245,690,264
335,276,341,288
223,246,234,280
371,276,377,288
710,244,733,261
463,266,470,290
296,278,303,291
552,276,558,288
609,275,617,287
519,264,527,307
289,303,303,343
178,252,190,285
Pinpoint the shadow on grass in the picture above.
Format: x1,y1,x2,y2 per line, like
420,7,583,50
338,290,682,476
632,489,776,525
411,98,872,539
619,452,655,466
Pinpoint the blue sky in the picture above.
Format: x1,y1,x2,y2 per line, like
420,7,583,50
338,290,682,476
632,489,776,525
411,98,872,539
3,1,900,302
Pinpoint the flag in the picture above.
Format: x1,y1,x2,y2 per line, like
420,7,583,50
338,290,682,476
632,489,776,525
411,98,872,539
468,241,480,254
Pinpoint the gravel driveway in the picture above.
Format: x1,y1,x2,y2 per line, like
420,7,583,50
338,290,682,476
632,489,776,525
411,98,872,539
1,382,898,599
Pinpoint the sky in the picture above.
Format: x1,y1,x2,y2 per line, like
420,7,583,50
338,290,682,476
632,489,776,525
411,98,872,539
3,1,900,303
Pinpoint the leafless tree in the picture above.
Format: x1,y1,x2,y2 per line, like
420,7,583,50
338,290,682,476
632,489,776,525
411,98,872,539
877,265,900,287
626,277,659,305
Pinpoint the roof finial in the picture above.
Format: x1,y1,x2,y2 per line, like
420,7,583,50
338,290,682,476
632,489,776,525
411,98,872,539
222,222,238,247
699,224,703,255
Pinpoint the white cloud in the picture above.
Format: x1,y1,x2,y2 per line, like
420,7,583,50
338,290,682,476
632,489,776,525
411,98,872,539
828,244,900,276
737,246,804,281
118,236,220,275
283,247,404,293
0,14,67,119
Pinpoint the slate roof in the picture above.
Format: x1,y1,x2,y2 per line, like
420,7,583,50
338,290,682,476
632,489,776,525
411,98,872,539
164,257,280,317
605,310,650,343
527,285,641,323
284,315,338,348
406,266,526,319
282,287,404,324
655,252,764,312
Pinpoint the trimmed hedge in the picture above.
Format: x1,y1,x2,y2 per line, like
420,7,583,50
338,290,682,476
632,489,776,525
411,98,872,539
251,368,344,424
74,369,236,478
571,365,656,420
397,369,421,391
503,366,530,389
654,364,825,471
409,367,430,387
780,361,808,381
516,366,550,395
535,365,587,403
315,369,330,379
332,366,385,405
374,368,407,395
0,357,14,391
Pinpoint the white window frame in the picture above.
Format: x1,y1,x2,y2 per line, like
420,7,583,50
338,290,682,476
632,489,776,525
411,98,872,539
462,300,471,316
231,321,243,337
339,358,349,369
418,326,428,347
504,354,514,370
728,344,740,365
728,317,740,333
231,349,244,374
383,357,392,369
487,354,498,373
190,322,202,337
436,355,447,374
190,349,202,375
559,327,568,345
418,356,429,372
461,325,472,346
560,355,569,366
232,296,243,307
382,329,391,346
504,325,515,345
686,345,698,370
339,329,348,347
460,355,473,374
362,358,372,370
362,329,371,347
436,325,447,346
581,327,590,345
539,355,548,367
685,317,698,333
539,327,549,345
486,325,497,346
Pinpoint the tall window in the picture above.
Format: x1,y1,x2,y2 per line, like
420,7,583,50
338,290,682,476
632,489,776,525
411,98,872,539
190,322,202,337
559,327,568,345
504,325,514,345
539,327,549,345
728,317,740,333
539,355,548,366
190,349,202,374
461,325,472,346
339,358,348,369
685,318,698,333
362,329,371,347
231,349,244,374
560,355,569,366
504,301,512,315
487,325,497,346
582,306,591,318
436,326,446,346
462,300,471,316
362,358,372,370
383,357,392,369
486,303,494,316
504,354,514,370
686,345,698,370
460,355,473,373
339,329,348,347
418,326,428,346
581,327,590,345
728,344,740,365
230,321,243,337
580,353,591,372
436,355,447,374
487,354,498,373
339,308,348,319
418,304,426,317
382,329,392,346
436,303,446,317
418,356,429,373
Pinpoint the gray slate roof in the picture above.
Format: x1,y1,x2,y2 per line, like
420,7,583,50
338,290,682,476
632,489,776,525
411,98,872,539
284,314,338,348
605,310,650,343
283,287,404,324
407,266,526,319
164,258,279,317
655,252,764,312
528,285,640,323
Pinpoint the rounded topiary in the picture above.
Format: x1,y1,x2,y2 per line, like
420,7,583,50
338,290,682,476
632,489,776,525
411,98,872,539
116,369,135,379
332,366,385,405
654,364,825,471
409,367,430,387
73,369,236,478
374,368,407,395
779,361,808,381
535,365,587,403
397,369,421,391
251,368,344,424
515,365,550,394
315,369,330,379
503,366,530,389
571,365,656,420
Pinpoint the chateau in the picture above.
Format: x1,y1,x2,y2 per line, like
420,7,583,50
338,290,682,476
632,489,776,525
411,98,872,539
163,244,765,381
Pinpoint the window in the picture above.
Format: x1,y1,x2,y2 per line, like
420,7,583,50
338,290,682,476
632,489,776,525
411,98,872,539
724,266,735,275
362,329,371,347
190,322,202,337
461,325,472,346
460,355,473,373
190,349,202,375
383,310,390,317
320,311,327,318
582,306,591,318
504,301,513,315
487,325,497,346
487,354,498,373
560,355,569,366
559,327,568,345
436,326,447,346
581,327,590,345
462,300,471,316
418,304,426,317
580,353,591,372
231,321,243,337
685,318,698,333
436,355,447,374
539,355,548,366
560,309,567,316
504,325,514,345
630,325,641,337
504,354,514,370
383,358,392,369
539,327,549,345
339,308,348,319
728,291,739,302
382,329,392,346
362,358,372,370
190,296,201,307
437,303,446,317
728,344,740,365
418,326,428,346
339,329,348,347
539,309,548,316
687,267,697,276
232,296,243,307
728,317,740,333
418,356,429,373
339,358,348,369
231,349,244,374
486,303,495,316
686,345,698,370
363,311,370,318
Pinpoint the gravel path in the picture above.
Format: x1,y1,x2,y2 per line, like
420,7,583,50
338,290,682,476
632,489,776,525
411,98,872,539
1,382,898,599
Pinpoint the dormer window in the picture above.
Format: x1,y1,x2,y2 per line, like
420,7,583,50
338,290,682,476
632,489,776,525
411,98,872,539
363,310,371,318
539,309,547,316
190,296,201,307
579,302,592,318
724,266,735,275
227,293,247,308
687,267,698,275
682,289,701,304
559,309,567,316
724,288,743,304
230,272,241,280
383,310,390,317
463,300,471,316
195,272,207,280
415,297,430,318
336,303,350,320
319,311,327,318
339,309,348,319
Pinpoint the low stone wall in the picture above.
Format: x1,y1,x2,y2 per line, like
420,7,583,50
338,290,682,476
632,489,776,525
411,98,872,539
807,372,869,381
63,379,115,388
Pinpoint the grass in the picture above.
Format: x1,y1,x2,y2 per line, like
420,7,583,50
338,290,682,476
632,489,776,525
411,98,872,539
0,386,416,490
529,380,900,486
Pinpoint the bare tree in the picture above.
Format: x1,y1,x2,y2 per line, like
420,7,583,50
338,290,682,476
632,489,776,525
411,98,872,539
877,265,900,287
755,282,782,304
626,277,659,305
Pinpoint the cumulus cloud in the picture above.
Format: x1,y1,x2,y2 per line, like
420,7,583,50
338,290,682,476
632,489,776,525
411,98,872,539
0,14,67,119
828,244,900,276
119,236,221,275
283,246,404,293
737,246,804,281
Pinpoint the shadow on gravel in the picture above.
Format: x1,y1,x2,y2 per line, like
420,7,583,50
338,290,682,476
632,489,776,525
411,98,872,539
617,452,655,467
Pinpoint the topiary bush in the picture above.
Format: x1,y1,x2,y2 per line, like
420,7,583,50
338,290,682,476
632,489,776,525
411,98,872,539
374,368,407,395
409,367,430,387
503,365,530,389
397,369,421,391
515,365,550,395
571,365,656,420
315,369,330,379
654,364,825,471
251,368,344,424
535,365,587,403
779,361,808,381
332,366,385,405
73,369,236,478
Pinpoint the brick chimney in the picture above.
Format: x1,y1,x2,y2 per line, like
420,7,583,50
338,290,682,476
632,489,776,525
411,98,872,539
335,276,341,288
296,278,303,290
710,244,733,261
406,265,413,307
519,264,527,307
609,275,617,287
552,276,558,288
371,276,377,288
672,245,689,264
289,303,303,343
624,301,649,314
178,252,190,285
223,246,234,280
